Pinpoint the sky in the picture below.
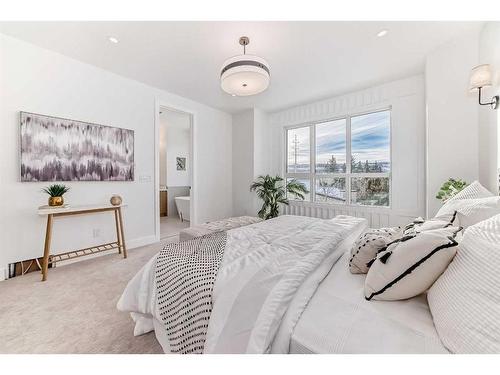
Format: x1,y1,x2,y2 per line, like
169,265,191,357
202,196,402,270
287,110,390,169
350,110,390,163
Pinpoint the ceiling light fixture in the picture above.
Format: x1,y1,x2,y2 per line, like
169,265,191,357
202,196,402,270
220,36,270,97
108,36,119,44
377,30,388,37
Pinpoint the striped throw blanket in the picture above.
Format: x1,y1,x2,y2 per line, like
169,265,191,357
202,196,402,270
155,232,226,354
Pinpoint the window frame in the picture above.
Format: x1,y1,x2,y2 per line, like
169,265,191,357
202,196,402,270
284,107,392,208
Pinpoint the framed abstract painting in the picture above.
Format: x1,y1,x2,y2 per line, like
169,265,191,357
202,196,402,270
20,112,134,182
176,157,186,171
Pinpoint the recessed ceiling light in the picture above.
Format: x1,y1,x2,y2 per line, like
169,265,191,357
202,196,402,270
108,36,119,44
377,30,388,37
231,94,237,97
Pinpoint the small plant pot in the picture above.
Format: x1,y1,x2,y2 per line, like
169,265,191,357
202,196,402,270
48,196,64,206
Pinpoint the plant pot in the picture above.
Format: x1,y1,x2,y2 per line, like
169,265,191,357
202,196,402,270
48,196,64,206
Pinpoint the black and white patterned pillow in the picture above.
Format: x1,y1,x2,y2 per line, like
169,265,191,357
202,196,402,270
349,227,402,274
364,226,462,301
403,213,457,236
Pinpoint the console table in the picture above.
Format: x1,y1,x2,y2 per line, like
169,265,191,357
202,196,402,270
38,204,127,281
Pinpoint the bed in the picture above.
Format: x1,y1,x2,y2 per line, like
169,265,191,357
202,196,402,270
117,214,447,354
287,253,448,353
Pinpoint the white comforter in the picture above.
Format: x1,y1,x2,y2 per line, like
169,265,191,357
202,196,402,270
117,215,367,353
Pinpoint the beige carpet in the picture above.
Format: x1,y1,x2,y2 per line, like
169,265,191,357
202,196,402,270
0,237,178,354
160,216,189,239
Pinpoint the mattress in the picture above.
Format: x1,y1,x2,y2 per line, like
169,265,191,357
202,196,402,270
289,252,448,354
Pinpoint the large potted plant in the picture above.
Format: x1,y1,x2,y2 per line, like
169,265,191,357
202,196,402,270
250,175,308,220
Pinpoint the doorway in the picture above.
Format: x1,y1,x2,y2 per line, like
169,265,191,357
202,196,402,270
156,105,193,240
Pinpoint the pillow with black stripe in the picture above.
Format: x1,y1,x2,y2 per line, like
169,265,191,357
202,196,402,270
402,213,457,236
348,227,402,274
364,226,461,301
438,196,500,229
435,181,494,223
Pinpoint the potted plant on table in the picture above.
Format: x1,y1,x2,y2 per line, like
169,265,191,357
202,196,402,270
42,184,70,207
250,175,308,220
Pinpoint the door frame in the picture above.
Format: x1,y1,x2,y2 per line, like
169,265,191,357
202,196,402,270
154,99,196,241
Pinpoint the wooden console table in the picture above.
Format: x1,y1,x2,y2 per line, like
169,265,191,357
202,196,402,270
38,204,127,281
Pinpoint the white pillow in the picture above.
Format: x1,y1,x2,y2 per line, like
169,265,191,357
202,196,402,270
348,227,402,274
435,180,493,221
428,214,500,353
364,227,461,301
437,196,500,229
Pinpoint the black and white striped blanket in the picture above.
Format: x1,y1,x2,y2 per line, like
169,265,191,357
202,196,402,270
155,232,226,354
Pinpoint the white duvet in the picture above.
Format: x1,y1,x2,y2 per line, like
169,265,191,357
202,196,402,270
117,215,367,353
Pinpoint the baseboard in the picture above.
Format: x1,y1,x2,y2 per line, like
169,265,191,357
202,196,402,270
127,235,159,250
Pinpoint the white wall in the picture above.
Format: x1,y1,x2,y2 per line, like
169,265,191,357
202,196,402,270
251,108,272,214
253,108,272,177
159,118,168,187
425,32,480,216
232,110,255,216
478,22,500,194
267,75,426,228
160,110,191,188
0,34,232,272
231,108,273,217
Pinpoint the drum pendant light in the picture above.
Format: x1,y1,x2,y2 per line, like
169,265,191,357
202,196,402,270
220,36,270,96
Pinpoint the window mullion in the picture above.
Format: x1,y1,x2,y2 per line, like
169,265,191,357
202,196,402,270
346,115,352,204
310,124,315,202
284,125,288,175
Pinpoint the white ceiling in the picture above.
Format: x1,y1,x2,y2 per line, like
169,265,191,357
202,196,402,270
0,21,483,114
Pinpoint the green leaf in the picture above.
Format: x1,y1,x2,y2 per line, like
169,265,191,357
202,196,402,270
436,178,468,202
42,184,70,197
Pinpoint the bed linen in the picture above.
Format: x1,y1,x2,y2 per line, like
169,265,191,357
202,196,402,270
288,252,448,354
117,214,367,353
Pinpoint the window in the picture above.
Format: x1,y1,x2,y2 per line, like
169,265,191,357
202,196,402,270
286,126,310,173
285,109,391,207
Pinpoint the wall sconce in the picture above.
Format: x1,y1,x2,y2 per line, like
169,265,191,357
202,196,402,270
469,64,499,110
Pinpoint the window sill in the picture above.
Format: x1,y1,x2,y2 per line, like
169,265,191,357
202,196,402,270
287,199,392,211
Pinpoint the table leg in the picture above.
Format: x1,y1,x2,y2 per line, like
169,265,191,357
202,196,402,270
117,207,127,259
41,214,53,281
114,209,122,254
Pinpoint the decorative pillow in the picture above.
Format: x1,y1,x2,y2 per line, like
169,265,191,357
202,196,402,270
403,214,457,236
364,226,461,301
436,196,500,229
348,227,402,274
428,214,500,353
435,180,493,221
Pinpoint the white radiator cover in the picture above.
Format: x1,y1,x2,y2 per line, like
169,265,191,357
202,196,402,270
283,202,414,229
